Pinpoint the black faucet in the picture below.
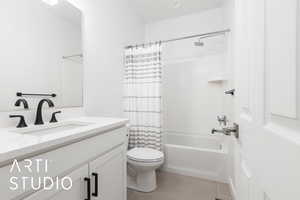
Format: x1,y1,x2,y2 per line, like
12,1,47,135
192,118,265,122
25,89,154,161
15,99,29,109
34,99,54,125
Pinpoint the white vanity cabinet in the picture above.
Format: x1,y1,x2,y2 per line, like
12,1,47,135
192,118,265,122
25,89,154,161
0,125,127,200
24,146,126,200
89,146,126,200
24,164,89,200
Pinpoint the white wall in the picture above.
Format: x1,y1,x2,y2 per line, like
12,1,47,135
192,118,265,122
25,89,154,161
69,0,145,118
146,8,233,135
145,8,228,42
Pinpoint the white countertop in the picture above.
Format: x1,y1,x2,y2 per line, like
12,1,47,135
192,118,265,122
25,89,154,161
0,117,129,167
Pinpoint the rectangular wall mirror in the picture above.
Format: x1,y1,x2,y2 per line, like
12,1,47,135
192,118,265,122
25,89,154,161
0,0,83,111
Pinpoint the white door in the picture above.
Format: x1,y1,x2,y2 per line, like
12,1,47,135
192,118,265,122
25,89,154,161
233,0,300,199
89,146,126,200
24,164,89,200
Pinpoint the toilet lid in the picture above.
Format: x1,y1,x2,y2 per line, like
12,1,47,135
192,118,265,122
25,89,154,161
127,148,164,162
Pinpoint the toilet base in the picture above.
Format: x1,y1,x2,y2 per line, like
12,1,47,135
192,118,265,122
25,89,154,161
127,170,157,193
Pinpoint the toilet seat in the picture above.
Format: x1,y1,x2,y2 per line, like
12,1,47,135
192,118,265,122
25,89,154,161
127,147,164,163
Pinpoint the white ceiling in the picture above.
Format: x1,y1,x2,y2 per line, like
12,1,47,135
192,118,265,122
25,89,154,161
130,0,226,23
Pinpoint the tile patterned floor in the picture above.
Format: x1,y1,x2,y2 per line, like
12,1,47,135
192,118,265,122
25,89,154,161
128,171,232,200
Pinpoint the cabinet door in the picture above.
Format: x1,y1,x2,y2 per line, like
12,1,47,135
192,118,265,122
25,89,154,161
89,145,126,200
24,164,89,200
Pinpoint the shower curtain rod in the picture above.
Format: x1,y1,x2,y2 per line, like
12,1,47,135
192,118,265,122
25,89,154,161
125,29,230,49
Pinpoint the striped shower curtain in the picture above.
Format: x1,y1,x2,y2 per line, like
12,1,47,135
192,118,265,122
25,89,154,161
124,43,162,151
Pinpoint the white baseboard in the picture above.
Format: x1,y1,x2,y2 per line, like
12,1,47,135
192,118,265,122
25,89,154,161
228,177,237,200
162,165,227,184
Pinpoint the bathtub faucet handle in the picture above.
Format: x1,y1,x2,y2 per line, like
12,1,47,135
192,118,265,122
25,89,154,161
217,115,228,126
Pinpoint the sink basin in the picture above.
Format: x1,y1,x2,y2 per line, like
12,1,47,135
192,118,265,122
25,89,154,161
10,121,92,136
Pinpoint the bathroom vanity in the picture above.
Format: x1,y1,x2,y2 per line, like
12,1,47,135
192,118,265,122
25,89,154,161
0,117,128,200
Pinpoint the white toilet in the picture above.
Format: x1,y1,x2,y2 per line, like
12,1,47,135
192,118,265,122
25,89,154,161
126,135,164,192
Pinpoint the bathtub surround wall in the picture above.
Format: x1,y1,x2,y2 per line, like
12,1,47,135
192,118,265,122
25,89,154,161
145,8,232,136
221,0,235,122
222,0,237,198
162,54,225,135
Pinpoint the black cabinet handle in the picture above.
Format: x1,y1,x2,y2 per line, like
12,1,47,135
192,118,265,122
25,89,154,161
84,177,91,200
92,173,99,197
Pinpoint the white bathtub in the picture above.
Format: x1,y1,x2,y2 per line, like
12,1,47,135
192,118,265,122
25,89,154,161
162,132,228,183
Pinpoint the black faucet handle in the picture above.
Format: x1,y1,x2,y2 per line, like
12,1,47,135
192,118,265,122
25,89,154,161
15,99,29,109
50,111,61,123
9,115,27,128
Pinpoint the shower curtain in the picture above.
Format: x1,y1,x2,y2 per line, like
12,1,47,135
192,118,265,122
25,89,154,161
124,43,162,151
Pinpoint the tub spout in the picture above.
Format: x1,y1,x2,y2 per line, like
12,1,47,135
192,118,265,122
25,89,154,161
211,123,239,139
211,128,224,135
